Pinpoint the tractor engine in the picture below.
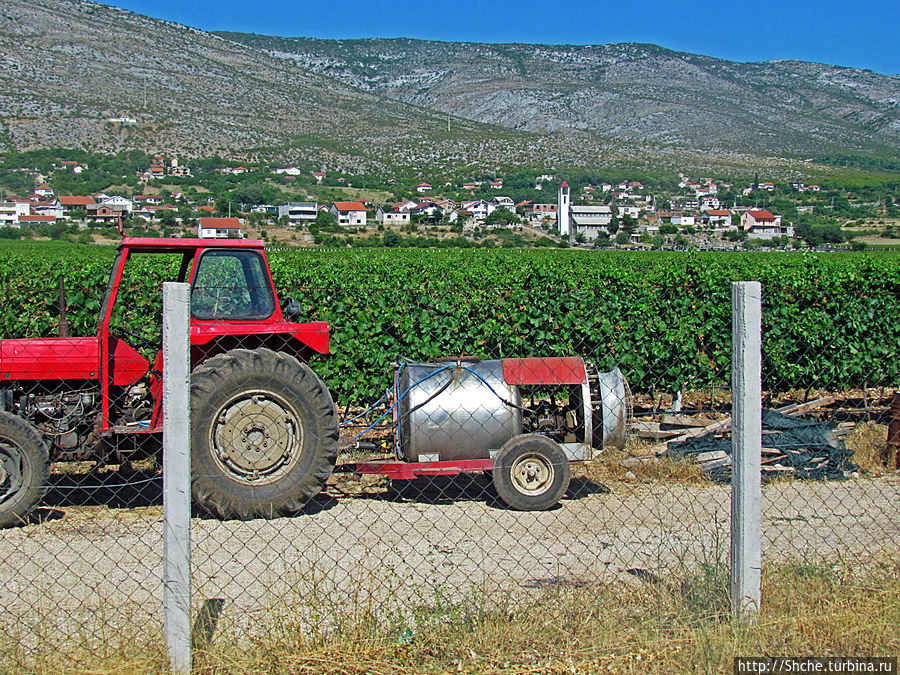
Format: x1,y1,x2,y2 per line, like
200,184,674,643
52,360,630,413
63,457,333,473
394,357,628,463
15,388,100,456
1,384,153,460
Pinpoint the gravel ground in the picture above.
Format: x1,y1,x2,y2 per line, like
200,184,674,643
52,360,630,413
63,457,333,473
1,472,898,651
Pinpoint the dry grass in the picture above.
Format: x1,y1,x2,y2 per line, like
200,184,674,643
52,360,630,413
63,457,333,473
584,437,711,488
327,186,395,203
6,555,897,675
846,422,894,475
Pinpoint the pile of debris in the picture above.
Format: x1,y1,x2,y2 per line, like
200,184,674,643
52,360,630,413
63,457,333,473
625,396,858,482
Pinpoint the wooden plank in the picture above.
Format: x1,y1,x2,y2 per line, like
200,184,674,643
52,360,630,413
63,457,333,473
651,416,733,454
660,414,710,427
693,450,729,463
637,429,683,440
761,465,795,474
700,456,732,471
775,396,836,416
632,421,684,439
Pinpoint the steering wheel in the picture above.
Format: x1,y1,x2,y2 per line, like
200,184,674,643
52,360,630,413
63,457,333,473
114,327,159,350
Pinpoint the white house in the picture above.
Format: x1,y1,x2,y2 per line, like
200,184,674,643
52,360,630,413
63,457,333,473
700,209,734,230
331,201,367,227
461,199,495,222
699,195,721,210
416,183,432,193
133,195,163,208
278,202,318,226
395,200,419,213
0,201,31,228
492,196,515,210
198,217,243,239
32,199,64,219
670,214,695,227
101,195,133,213
741,209,793,239
376,206,411,226
617,205,641,219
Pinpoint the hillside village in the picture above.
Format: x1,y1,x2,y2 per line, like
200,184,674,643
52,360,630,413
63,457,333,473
1,152,897,250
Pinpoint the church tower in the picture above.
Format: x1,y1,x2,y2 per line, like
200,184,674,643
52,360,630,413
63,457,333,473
557,181,570,236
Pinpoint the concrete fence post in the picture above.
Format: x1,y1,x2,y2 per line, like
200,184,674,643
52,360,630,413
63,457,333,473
162,282,191,673
731,281,762,621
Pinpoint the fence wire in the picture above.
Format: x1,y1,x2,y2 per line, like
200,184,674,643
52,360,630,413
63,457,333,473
0,273,897,667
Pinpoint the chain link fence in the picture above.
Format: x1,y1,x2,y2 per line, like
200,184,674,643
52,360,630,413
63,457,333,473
0,262,897,668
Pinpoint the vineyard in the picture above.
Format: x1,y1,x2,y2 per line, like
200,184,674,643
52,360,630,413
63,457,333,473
2,241,899,403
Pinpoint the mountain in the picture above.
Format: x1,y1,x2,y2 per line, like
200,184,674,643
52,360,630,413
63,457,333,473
0,0,565,172
1,0,898,176
216,34,900,161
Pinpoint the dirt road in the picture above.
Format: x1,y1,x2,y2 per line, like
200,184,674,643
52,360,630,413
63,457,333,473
2,473,898,649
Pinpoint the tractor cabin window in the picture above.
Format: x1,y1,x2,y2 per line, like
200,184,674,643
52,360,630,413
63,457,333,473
191,250,275,321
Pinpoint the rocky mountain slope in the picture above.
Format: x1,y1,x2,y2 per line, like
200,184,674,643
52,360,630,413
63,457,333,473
0,0,572,172
218,34,900,160
1,0,897,175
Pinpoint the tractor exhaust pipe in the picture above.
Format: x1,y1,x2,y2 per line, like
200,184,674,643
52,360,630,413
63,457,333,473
57,275,69,338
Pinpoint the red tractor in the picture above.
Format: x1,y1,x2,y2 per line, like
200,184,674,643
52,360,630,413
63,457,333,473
0,238,629,526
0,238,338,526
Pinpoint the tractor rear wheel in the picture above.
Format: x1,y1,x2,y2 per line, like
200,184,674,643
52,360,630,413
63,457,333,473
0,412,50,528
190,348,338,519
492,434,570,511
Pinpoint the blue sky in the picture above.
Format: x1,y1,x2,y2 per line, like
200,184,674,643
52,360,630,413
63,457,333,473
102,0,899,75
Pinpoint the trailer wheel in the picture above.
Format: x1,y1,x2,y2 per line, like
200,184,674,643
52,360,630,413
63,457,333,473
492,434,570,511
191,348,338,519
0,412,50,528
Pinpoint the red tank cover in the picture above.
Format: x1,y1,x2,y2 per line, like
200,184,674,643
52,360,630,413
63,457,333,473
501,357,587,385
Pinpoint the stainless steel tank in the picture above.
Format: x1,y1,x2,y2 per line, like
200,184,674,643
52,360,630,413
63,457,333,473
397,360,523,462
593,366,628,451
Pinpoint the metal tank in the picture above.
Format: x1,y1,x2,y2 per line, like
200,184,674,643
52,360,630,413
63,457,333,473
397,360,523,462
591,365,628,453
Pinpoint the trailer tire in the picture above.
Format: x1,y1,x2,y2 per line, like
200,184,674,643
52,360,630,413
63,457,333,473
0,412,50,528
191,348,338,520
492,434,570,511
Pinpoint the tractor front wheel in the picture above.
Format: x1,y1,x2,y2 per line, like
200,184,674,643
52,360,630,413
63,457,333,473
0,412,50,528
190,348,338,519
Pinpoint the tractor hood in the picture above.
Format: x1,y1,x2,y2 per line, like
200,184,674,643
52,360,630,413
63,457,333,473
1,337,100,382
0,337,149,386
